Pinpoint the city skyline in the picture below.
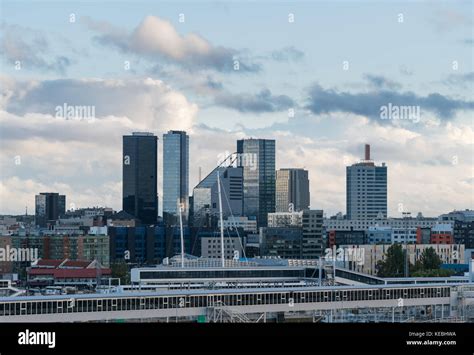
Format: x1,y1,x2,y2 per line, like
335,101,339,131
0,1,473,217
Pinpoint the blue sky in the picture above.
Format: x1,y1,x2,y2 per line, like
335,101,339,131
0,0,473,216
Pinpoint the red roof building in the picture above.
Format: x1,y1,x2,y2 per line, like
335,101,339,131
27,259,111,288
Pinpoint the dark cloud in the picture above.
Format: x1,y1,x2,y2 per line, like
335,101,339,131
305,82,473,120
214,88,294,113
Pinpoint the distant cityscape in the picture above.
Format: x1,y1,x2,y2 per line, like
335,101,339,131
0,0,472,328
0,132,472,286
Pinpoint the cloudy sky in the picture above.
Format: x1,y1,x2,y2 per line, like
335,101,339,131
0,0,473,217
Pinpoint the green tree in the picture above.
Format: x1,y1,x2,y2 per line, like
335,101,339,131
376,244,407,277
420,247,442,270
410,247,453,277
111,261,130,285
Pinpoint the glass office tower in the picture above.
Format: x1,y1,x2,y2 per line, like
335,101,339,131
122,132,158,224
237,138,275,227
275,168,310,212
163,130,189,219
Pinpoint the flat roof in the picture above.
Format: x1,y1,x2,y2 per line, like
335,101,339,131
134,266,308,272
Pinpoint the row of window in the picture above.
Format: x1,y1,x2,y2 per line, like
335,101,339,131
0,287,451,317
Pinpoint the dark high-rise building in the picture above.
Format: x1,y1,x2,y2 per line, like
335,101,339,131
346,144,387,220
453,220,474,249
237,138,275,227
122,132,158,224
301,209,324,258
163,130,189,221
35,192,66,228
276,168,310,212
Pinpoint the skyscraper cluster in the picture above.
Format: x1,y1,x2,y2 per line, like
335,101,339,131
119,132,317,230
120,131,389,229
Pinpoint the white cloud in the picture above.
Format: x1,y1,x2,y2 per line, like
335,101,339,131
0,76,198,214
1,76,472,217
83,15,260,72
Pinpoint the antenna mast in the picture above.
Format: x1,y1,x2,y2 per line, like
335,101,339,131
178,198,185,268
217,171,225,268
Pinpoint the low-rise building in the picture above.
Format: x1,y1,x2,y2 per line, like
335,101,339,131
324,216,446,231
200,231,244,260
268,212,303,227
218,216,257,233
339,244,465,275
260,227,303,259
8,234,110,267
430,223,454,244
328,229,366,248
27,259,111,288
367,226,392,244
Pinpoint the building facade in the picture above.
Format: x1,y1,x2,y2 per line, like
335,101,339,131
218,216,257,233
367,226,392,244
122,132,158,224
108,225,190,265
346,144,387,220
192,166,243,227
260,227,303,259
162,130,189,220
454,221,474,249
275,168,310,212
200,231,244,260
324,216,444,231
35,193,66,228
268,212,303,228
237,138,275,227
340,244,466,276
327,229,367,248
301,210,324,258
9,234,110,267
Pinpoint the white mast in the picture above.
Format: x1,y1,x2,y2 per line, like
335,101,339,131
178,198,185,268
217,171,225,268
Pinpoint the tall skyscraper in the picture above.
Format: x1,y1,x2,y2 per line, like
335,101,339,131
346,144,387,220
122,132,158,224
276,168,310,212
35,192,66,228
237,138,275,227
163,130,189,220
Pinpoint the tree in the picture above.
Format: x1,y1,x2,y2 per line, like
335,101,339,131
420,247,442,270
111,261,130,285
376,244,407,277
410,247,453,277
